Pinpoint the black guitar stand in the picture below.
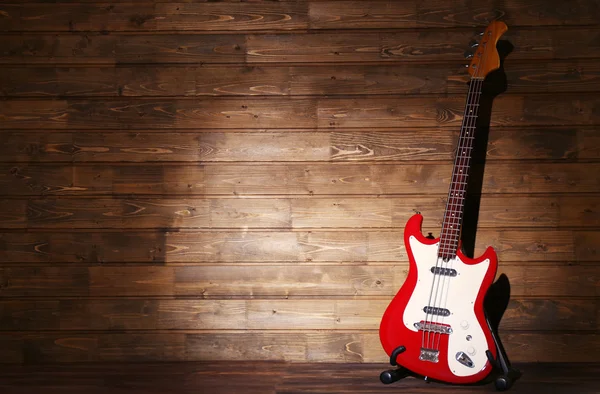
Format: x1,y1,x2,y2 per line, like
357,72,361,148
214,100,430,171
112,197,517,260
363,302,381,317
379,315,520,391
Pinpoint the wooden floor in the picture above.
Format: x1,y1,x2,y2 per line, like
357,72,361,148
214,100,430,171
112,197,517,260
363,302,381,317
0,362,597,394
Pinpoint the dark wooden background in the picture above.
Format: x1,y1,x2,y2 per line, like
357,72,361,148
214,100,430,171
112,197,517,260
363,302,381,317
0,0,599,364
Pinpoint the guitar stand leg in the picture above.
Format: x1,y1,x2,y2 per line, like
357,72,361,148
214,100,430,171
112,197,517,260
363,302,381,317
380,367,410,384
485,318,521,391
380,345,410,384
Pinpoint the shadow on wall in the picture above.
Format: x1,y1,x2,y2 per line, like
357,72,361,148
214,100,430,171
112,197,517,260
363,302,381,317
462,39,514,338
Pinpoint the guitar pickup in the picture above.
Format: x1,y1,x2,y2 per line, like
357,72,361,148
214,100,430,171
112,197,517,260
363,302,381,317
423,306,451,317
430,266,457,277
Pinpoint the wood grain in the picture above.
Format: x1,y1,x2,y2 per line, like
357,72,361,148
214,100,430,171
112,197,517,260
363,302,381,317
2,28,600,65
3,162,599,196
2,95,600,130
0,362,597,394
0,229,595,263
0,298,595,331
4,62,600,98
1,0,599,367
1,128,595,163
0,2,310,32
2,1,599,32
1,331,590,363
0,194,593,229
0,263,598,297
308,1,600,29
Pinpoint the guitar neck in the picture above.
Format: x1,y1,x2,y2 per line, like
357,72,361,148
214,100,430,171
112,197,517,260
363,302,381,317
438,78,484,260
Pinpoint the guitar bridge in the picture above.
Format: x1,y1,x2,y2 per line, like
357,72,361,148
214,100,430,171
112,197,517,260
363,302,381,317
414,321,453,334
419,348,439,363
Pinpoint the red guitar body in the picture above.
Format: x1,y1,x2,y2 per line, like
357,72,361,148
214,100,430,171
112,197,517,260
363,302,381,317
379,214,498,384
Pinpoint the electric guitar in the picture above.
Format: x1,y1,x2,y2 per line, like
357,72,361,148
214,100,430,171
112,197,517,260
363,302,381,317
379,21,508,385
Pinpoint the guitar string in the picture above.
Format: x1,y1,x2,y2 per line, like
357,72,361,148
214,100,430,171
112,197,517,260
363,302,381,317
433,77,483,353
427,77,480,351
422,75,478,351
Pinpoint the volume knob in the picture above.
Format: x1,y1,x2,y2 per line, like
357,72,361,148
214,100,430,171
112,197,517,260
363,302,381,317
460,320,469,329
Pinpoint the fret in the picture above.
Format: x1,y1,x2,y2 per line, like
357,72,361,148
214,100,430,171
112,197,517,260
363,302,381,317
439,241,459,246
438,248,459,253
446,209,460,213
440,234,461,239
440,228,461,234
438,245,458,249
440,233,460,238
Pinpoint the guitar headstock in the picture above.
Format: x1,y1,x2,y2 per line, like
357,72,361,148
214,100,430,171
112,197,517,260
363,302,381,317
467,21,508,79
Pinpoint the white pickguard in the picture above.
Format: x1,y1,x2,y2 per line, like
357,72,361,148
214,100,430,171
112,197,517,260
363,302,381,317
403,236,490,377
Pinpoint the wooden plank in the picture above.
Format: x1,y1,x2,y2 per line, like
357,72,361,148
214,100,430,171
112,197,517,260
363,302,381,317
0,195,593,229
2,95,600,130
98,333,183,362
20,333,99,363
1,128,595,163
175,264,600,298
1,298,590,331
0,132,331,162
0,263,597,297
0,34,246,65
0,362,597,393
3,1,599,32
190,331,600,363
89,266,175,297
7,331,580,363
316,95,600,129
0,229,593,263
0,267,89,296
0,331,598,363
1,28,600,65
0,67,119,97
309,0,600,29
0,98,322,130
248,28,600,64
4,62,600,97
274,363,600,394
0,2,309,32
0,301,60,330
22,198,211,229
0,362,286,394
2,162,598,197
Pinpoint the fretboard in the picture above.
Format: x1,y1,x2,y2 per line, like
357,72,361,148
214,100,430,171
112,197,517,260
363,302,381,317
438,78,484,260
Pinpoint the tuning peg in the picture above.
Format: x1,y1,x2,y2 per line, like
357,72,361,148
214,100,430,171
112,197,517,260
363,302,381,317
464,51,474,59
469,40,479,48
478,31,484,36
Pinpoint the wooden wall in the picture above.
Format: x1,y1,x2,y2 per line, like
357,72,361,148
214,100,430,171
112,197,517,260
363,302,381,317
0,1,599,364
